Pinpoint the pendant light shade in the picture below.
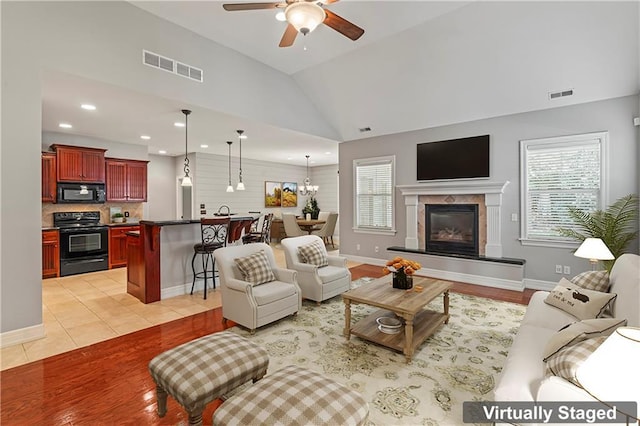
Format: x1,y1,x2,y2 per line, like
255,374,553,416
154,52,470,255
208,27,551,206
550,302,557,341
180,109,192,187
226,141,234,193
236,129,245,191
299,155,318,197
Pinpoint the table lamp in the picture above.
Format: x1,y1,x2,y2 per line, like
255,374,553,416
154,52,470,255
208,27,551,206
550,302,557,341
574,238,614,270
576,327,640,422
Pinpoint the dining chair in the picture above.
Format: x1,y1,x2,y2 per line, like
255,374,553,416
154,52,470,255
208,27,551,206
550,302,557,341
282,214,305,237
242,213,274,244
311,212,338,248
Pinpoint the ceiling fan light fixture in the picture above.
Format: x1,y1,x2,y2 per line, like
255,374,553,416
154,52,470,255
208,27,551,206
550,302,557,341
285,2,325,35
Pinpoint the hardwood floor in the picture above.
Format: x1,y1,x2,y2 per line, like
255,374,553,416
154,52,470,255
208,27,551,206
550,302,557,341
0,264,534,425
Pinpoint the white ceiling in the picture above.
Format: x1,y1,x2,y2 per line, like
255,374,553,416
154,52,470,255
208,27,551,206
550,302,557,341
41,1,639,166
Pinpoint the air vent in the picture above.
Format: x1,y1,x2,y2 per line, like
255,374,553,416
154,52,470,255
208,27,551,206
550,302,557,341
142,50,203,83
548,88,573,100
359,126,372,132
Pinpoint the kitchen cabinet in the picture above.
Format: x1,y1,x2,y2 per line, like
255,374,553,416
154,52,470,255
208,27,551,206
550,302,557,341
109,225,140,268
51,144,106,183
41,152,57,203
105,158,148,202
42,230,59,278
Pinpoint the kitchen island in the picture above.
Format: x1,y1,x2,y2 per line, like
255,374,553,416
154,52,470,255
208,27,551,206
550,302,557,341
126,215,257,303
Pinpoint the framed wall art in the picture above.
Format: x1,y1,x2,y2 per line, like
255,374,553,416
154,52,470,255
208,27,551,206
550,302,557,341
281,182,298,207
265,181,282,207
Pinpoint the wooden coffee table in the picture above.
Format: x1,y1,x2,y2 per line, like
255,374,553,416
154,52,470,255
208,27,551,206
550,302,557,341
342,275,452,362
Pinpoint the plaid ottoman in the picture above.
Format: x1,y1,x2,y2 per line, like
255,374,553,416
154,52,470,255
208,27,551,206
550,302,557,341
148,331,269,426
213,365,369,426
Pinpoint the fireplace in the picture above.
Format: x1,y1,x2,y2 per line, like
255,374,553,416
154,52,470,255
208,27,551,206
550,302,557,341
425,204,479,256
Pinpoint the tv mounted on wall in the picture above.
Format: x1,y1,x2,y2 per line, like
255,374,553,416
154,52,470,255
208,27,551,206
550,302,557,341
416,134,490,181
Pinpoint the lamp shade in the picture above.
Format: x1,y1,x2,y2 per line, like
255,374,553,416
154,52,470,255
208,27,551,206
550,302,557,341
574,238,615,261
576,327,640,420
285,2,325,35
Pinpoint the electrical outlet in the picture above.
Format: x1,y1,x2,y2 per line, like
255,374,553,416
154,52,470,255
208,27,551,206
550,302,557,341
375,246,379,253
555,264,563,274
563,266,571,275
356,244,360,251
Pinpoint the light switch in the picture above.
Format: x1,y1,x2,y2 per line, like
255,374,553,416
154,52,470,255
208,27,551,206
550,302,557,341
511,213,518,222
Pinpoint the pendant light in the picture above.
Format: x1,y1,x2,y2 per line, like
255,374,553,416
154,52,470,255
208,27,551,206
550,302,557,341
226,141,234,193
236,129,246,191
180,109,192,187
299,155,318,196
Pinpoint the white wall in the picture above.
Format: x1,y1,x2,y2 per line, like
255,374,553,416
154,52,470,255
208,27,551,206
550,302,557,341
147,154,177,221
339,95,639,283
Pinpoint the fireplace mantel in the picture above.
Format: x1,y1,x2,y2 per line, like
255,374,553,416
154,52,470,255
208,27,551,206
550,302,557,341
397,180,510,257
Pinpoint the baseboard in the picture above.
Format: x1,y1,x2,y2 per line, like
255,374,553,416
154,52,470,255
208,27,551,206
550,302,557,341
523,278,557,291
0,323,45,349
161,279,219,299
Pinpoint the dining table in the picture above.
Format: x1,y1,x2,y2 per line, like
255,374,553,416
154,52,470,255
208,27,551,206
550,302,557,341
296,219,325,234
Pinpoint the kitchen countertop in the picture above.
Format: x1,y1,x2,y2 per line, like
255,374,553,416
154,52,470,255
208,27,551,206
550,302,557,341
42,226,59,231
106,222,141,227
140,214,259,227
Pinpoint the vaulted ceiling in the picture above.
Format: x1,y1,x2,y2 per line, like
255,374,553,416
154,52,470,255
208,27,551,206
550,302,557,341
42,1,639,165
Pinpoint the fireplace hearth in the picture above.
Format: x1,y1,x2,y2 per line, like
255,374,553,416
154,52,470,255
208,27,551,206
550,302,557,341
425,204,479,256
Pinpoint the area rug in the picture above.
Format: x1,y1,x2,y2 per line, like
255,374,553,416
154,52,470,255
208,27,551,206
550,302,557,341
229,278,526,426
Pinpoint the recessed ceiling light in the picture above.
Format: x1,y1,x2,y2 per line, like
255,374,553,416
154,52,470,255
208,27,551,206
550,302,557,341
80,104,96,111
275,11,286,21
59,123,72,129
174,122,185,128
200,144,208,148
140,135,151,140
158,150,167,154
325,152,331,155
287,157,293,160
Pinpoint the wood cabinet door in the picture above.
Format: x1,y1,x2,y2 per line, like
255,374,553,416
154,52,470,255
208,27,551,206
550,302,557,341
106,160,127,201
41,153,57,202
42,230,59,278
56,148,83,182
82,150,106,182
109,226,139,268
126,161,148,202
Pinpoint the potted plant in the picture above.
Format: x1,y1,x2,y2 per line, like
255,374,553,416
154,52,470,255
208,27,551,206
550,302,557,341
112,212,125,223
302,197,320,220
557,194,638,272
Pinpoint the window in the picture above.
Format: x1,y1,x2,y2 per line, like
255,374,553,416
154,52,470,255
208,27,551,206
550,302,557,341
353,156,396,234
520,132,608,247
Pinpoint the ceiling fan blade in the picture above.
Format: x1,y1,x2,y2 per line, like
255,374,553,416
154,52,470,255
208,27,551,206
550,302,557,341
222,2,281,11
319,0,340,3
323,9,364,41
279,23,298,47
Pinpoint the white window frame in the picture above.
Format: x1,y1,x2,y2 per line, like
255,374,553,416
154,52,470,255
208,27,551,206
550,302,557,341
519,131,608,248
353,155,396,235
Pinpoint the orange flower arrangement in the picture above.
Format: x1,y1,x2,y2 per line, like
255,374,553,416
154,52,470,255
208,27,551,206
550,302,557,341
382,256,421,276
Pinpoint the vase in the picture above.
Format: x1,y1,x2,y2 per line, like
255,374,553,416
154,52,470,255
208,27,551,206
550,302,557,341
392,269,413,290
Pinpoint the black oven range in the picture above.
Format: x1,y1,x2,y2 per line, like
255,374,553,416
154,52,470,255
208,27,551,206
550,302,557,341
53,211,109,277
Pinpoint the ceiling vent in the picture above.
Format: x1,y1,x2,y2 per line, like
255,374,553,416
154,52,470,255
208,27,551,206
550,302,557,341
143,50,203,83
548,88,573,100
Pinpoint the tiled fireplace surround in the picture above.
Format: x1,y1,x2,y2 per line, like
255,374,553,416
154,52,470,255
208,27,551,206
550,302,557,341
395,181,525,290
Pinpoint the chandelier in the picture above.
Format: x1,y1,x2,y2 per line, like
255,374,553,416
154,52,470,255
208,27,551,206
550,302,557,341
299,155,318,197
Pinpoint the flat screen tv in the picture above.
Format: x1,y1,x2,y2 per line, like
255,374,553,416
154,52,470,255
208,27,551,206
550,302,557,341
416,135,490,181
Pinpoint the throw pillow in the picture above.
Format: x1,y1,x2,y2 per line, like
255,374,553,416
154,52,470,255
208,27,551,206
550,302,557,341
234,250,276,285
544,278,617,320
543,318,626,362
546,336,607,386
571,270,610,293
297,241,329,267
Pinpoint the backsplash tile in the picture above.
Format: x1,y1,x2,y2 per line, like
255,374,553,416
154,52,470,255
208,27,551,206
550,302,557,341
42,203,143,227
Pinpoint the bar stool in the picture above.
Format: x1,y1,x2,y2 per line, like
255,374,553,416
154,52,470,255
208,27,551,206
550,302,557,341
190,217,230,299
242,213,274,244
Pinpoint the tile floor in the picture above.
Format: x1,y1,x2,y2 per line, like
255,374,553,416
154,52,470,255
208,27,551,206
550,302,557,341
1,243,353,371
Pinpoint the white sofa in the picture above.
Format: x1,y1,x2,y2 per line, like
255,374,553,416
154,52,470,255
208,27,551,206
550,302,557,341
494,253,640,409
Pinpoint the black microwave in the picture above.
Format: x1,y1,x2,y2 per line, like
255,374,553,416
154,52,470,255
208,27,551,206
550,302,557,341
57,183,106,204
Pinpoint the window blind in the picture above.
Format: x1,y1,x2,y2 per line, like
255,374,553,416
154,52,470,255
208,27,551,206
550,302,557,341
523,137,603,241
355,159,393,230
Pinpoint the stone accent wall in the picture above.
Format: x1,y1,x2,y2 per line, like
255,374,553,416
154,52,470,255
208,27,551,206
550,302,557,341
418,194,486,255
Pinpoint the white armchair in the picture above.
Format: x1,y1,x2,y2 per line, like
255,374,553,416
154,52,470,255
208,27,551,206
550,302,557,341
214,243,301,333
280,235,351,304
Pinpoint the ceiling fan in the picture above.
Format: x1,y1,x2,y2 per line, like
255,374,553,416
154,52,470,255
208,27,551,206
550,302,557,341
222,0,365,47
